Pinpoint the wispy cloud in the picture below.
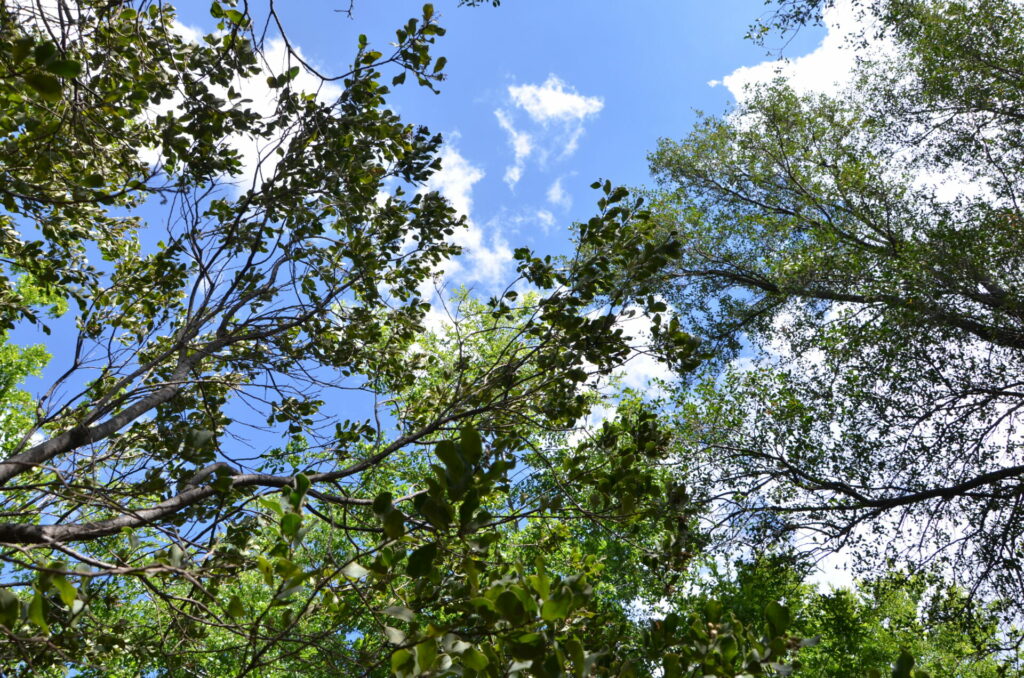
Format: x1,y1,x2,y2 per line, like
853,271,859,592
494,74,603,187
423,145,513,287
508,75,604,126
546,177,571,209
536,209,555,233
495,109,533,189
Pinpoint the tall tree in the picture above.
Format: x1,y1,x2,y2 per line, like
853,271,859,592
0,1,753,675
673,554,1018,678
641,0,1024,606
0,1,964,675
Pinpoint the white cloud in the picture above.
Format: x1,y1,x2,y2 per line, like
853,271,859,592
425,145,484,219
423,146,513,287
712,0,984,205
494,74,603,187
139,29,343,192
228,39,344,191
712,0,884,102
612,309,673,393
508,75,604,125
495,109,534,189
546,177,572,209
536,209,555,233
503,165,523,188
578,306,675,397
807,549,856,591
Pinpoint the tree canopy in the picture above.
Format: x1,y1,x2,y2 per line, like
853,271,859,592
0,1,746,675
1,0,1021,675
642,0,1024,607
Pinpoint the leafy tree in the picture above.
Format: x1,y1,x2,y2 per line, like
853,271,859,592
640,0,1024,607
0,1,784,676
0,0,976,675
675,554,1018,678
0,278,61,454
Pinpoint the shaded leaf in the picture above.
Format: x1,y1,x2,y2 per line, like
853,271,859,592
406,543,438,578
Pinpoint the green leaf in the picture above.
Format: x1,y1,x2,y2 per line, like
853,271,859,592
391,649,413,674
45,59,82,78
463,647,488,670
29,590,48,634
892,650,915,678
470,596,495,612
281,512,302,538
227,595,246,618
12,37,33,63
495,590,526,624
509,632,544,660
663,653,682,678
764,601,791,634
720,634,739,662
33,42,57,64
257,556,274,585
541,594,571,621
460,426,482,463
415,640,437,674
168,544,184,568
0,589,19,628
383,509,406,539
565,637,585,678
406,543,438,578
435,440,465,477
52,575,76,607
418,495,452,530
260,497,284,516
25,73,63,102
373,492,394,516
294,473,310,497
82,173,105,188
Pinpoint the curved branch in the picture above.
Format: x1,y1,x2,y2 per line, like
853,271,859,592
0,470,423,545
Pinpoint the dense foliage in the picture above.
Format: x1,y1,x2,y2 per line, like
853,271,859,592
0,0,751,675
643,0,1024,614
0,0,1020,675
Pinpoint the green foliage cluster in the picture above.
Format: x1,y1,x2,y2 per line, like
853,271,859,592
0,0,1020,676
0,0,718,674
676,555,1012,678
641,0,1024,609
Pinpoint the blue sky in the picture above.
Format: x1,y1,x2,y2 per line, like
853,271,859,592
10,0,873,586
173,0,826,289
11,0,868,402
9,0,851,451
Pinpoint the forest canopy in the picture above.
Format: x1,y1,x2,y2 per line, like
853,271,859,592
643,0,1024,602
0,0,1021,676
